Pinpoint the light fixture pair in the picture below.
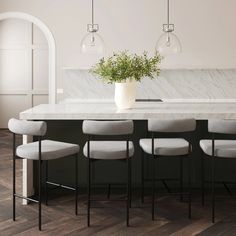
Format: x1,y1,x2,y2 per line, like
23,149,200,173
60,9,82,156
80,0,182,56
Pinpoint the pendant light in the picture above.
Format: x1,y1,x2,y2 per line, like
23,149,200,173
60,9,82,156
156,0,182,55
80,0,105,55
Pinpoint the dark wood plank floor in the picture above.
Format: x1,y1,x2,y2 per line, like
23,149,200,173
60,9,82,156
1,130,236,236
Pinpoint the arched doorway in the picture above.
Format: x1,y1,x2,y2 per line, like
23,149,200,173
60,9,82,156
0,12,56,104
0,12,56,203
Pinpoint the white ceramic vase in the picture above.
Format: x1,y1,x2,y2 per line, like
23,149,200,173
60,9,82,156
114,81,136,109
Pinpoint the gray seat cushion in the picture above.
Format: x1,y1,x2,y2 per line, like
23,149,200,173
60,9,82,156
17,140,80,160
83,141,134,160
139,138,190,156
200,139,236,158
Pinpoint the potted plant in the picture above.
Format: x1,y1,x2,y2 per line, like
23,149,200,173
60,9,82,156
91,51,162,109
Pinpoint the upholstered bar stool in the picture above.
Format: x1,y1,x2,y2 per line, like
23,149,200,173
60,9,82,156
139,118,196,220
83,120,134,227
8,118,80,231
200,119,236,223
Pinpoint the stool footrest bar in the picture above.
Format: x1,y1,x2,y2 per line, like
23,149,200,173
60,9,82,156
14,194,39,203
46,181,76,191
90,198,127,202
144,178,179,182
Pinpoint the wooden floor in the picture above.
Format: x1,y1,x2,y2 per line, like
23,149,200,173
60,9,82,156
1,130,236,235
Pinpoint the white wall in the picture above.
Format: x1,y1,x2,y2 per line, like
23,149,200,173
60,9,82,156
1,0,236,88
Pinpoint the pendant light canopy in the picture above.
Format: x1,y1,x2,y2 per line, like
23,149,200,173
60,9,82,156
81,0,105,55
156,0,182,55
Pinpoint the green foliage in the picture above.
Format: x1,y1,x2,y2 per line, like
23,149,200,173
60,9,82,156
91,51,162,83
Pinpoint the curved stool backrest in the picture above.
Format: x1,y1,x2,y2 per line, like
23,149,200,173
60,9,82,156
8,118,47,136
148,119,196,133
83,120,134,136
208,120,236,134
83,120,134,227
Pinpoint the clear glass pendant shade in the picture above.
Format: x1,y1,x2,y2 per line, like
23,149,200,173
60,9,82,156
156,32,182,55
81,32,105,56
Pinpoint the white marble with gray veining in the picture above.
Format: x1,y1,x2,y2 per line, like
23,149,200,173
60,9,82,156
20,102,236,120
62,69,236,101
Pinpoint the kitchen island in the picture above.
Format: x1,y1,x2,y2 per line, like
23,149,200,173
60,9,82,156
19,101,236,204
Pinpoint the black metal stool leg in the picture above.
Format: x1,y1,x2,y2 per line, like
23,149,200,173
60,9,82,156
201,151,205,206
211,136,216,223
141,149,144,204
75,154,78,215
12,146,16,221
87,158,91,227
151,134,155,221
180,157,183,202
129,158,132,209
13,133,16,221
38,160,42,231
152,156,155,221
13,159,16,221
188,154,192,219
45,160,48,206
38,137,42,231
127,158,131,226
211,154,215,223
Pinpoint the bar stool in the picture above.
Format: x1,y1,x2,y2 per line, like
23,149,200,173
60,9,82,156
139,118,196,220
8,118,80,231
200,119,236,223
83,120,134,227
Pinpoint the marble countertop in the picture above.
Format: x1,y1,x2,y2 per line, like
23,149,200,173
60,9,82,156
20,101,236,120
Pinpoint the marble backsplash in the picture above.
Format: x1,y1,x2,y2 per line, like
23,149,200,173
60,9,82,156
62,69,236,101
